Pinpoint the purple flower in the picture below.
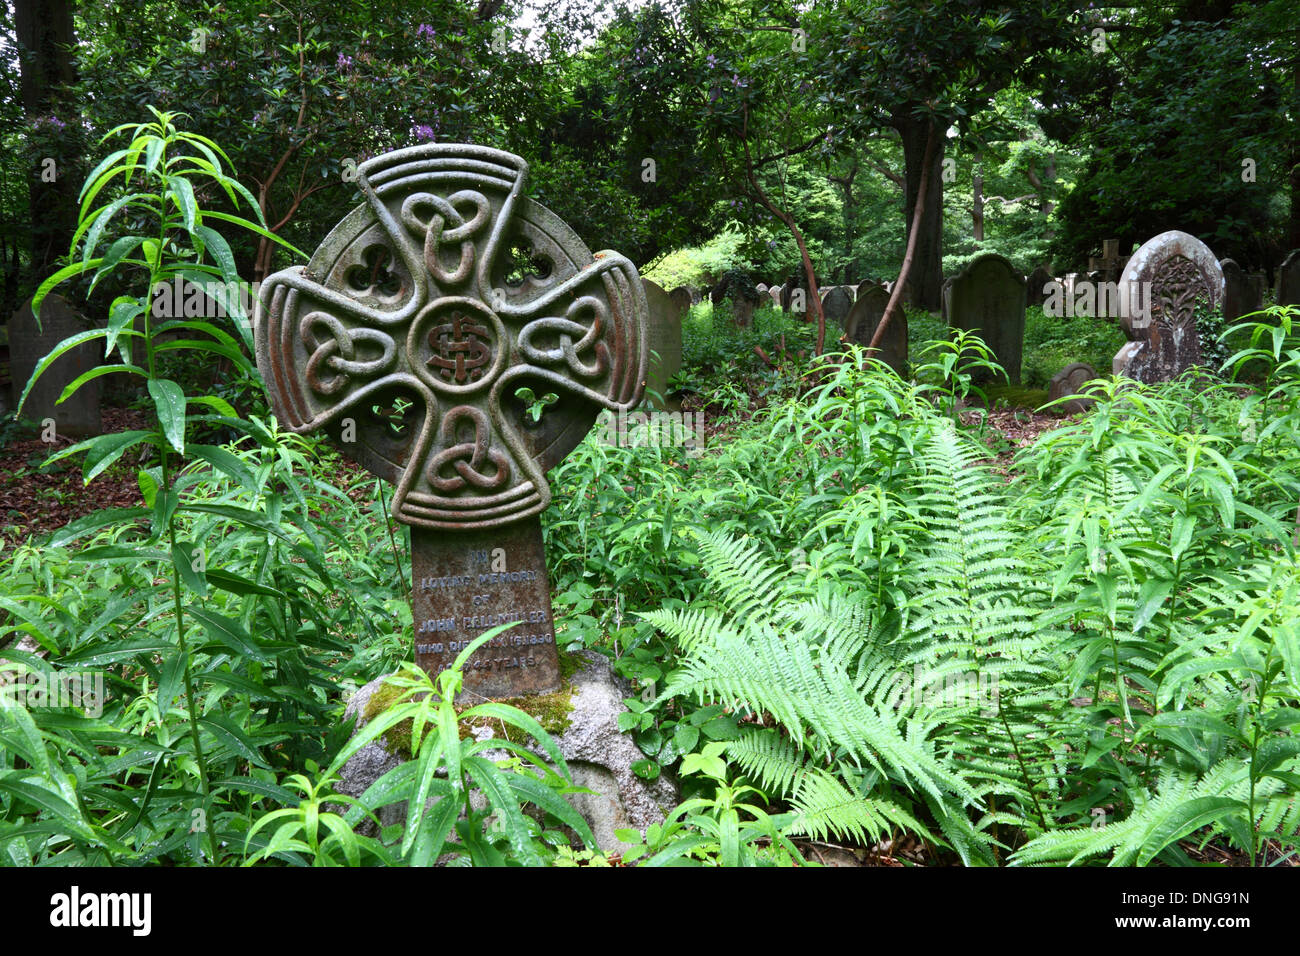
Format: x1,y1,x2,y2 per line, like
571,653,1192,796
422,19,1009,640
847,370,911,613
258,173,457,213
337,52,353,70
416,23,435,39
414,124,435,141
706,54,716,68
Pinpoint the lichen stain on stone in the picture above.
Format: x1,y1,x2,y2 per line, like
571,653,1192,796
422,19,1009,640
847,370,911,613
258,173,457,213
359,648,582,757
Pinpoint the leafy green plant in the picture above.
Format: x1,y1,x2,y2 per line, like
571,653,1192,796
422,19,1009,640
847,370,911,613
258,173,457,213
615,742,805,867
329,627,596,866
912,329,1007,420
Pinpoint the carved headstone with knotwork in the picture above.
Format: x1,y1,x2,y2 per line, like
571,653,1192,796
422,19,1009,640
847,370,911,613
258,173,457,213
1115,230,1222,384
255,144,648,699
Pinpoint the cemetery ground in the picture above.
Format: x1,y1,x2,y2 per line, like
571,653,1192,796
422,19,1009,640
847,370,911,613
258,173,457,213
4,288,1299,867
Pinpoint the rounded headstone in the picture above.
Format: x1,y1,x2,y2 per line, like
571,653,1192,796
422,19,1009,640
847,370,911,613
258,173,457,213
945,253,1026,383
1278,250,1300,308
1048,362,1099,415
9,293,102,437
1027,265,1054,308
641,280,683,407
1114,230,1223,383
1220,259,1260,326
842,283,905,375
821,286,854,327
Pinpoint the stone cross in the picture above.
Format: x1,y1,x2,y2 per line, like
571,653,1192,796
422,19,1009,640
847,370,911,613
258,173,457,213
255,143,648,700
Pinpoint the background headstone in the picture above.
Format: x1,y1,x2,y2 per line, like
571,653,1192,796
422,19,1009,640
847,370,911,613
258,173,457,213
9,293,102,437
667,286,692,316
821,285,854,328
1114,230,1223,383
1048,362,1099,414
1278,250,1300,307
641,280,683,408
842,283,905,375
1026,266,1054,308
1220,259,1261,325
944,253,1027,383
768,287,781,309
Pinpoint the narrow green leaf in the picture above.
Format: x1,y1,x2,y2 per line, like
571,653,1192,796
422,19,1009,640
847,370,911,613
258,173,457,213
147,378,187,454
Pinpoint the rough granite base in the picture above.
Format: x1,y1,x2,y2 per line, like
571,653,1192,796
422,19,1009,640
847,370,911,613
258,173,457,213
336,649,677,854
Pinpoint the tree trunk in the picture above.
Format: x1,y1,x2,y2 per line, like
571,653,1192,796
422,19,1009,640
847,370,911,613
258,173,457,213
14,0,79,278
1042,153,1056,240
1290,53,1300,251
893,108,945,312
869,123,939,357
741,106,826,354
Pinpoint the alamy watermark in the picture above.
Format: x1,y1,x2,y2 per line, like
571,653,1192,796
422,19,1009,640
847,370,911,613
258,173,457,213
881,664,999,718
596,407,706,457
151,276,260,325
1041,278,1153,326
0,670,105,718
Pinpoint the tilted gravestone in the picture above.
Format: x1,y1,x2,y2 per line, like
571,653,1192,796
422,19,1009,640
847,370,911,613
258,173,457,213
255,143,648,700
821,285,854,328
767,286,781,309
1220,259,1261,325
641,279,683,406
1048,362,1099,415
944,253,1027,383
1279,250,1300,308
842,282,905,375
1026,266,1054,308
1114,230,1223,383
10,293,102,437
854,279,877,301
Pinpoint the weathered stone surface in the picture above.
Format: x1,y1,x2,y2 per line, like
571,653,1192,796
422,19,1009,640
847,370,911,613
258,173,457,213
1026,266,1054,308
641,279,683,407
1278,250,1300,308
336,651,677,853
855,279,878,301
9,293,102,437
843,283,905,375
755,283,768,295
1220,259,1261,326
1113,340,1143,377
944,253,1027,383
768,287,781,309
1048,362,1100,415
253,143,649,699
1113,230,1223,384
821,285,854,327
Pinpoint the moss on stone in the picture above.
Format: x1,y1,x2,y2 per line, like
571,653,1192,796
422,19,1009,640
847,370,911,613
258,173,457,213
984,384,1051,411
358,655,581,759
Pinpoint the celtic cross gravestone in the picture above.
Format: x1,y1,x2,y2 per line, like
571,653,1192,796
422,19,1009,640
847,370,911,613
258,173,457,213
255,143,648,700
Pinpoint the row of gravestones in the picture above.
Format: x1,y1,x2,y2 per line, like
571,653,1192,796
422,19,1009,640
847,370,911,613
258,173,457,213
7,243,1300,440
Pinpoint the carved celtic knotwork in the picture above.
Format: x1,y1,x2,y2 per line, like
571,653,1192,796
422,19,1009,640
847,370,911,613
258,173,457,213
427,312,494,384
427,405,511,492
299,311,396,395
254,143,649,531
517,297,610,379
1150,255,1207,333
